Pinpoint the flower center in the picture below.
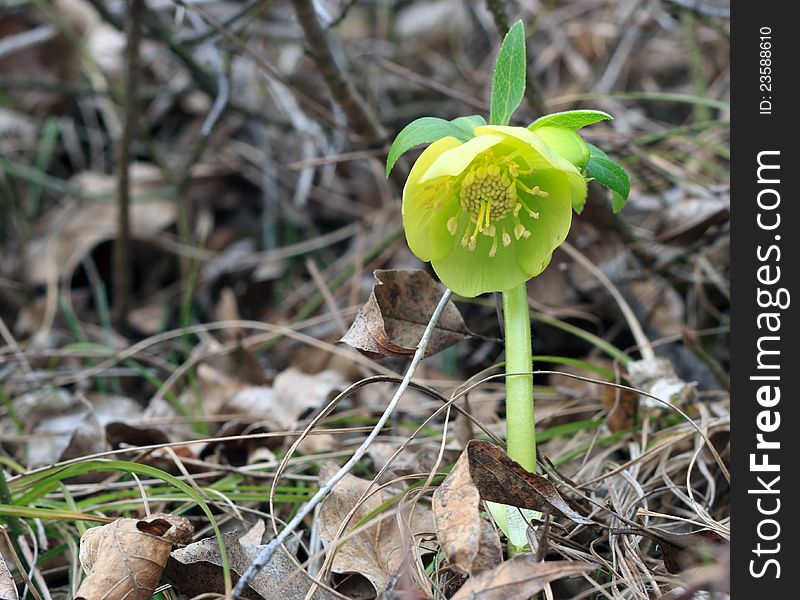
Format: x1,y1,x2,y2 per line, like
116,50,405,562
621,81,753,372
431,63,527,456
446,156,549,257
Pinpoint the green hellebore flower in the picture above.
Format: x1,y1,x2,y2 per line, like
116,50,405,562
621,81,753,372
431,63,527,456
402,125,587,297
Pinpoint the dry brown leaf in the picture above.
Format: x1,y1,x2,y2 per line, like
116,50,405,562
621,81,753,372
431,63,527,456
318,463,434,595
451,556,591,600
1,389,140,469
273,367,347,424
164,522,333,600
24,164,177,286
432,447,480,571
628,275,685,337
460,441,593,525
340,269,469,358
77,514,192,600
0,558,17,600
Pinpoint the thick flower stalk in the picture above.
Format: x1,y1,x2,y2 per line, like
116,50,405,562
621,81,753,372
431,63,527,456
402,125,588,298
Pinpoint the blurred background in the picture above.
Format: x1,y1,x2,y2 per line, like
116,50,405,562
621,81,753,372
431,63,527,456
0,1,730,597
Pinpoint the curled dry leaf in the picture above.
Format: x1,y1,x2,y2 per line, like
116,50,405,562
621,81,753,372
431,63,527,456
76,513,193,600
0,558,17,600
466,441,593,524
340,269,470,358
164,520,334,600
318,463,434,595
432,447,501,575
451,556,591,600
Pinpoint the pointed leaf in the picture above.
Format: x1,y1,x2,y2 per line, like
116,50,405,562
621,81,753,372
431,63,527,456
529,110,612,131
466,441,594,525
585,144,630,213
489,20,527,126
450,114,487,138
386,117,480,176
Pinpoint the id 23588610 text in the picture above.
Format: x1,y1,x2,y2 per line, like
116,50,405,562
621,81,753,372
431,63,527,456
760,26,772,115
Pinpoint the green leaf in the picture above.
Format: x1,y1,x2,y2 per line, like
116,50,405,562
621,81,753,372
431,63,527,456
489,20,527,126
385,116,483,176
585,144,630,213
529,109,612,131
450,114,487,137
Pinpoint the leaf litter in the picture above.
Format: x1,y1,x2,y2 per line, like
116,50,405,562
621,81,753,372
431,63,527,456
0,0,729,598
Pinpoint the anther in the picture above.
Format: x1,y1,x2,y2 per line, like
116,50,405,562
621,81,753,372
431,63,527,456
447,216,459,236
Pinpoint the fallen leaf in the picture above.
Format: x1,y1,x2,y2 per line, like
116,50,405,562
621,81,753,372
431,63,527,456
0,558,17,600
77,514,192,600
432,447,501,575
451,556,591,600
164,522,333,600
1,389,140,468
465,441,593,525
340,269,469,358
23,164,177,286
272,367,347,425
318,463,434,595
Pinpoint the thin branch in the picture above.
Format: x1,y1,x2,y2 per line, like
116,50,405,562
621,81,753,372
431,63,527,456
291,0,396,162
230,288,454,598
113,0,145,327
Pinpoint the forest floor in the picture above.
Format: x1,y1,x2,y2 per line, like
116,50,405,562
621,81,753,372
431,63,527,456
0,1,730,599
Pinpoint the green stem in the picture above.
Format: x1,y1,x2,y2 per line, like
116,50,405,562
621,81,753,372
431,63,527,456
502,284,536,473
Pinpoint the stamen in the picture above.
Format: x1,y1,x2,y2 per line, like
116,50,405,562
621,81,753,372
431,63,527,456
501,226,512,247
489,236,498,257
516,180,547,196
472,201,487,240
447,216,459,236
456,153,543,252
513,215,530,240
530,185,549,197
518,198,540,219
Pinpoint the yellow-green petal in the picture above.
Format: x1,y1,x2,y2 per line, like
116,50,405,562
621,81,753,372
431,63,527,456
402,136,462,262
475,125,562,171
512,170,573,278
533,126,591,171
431,222,531,297
419,133,505,183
